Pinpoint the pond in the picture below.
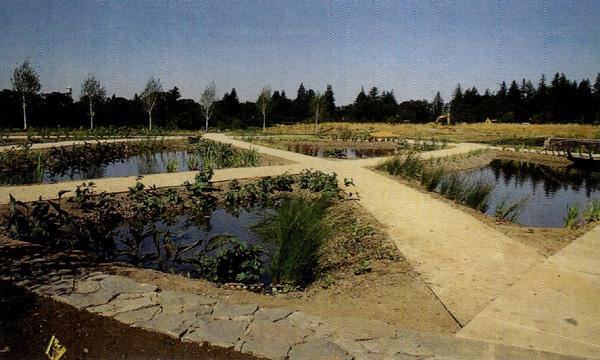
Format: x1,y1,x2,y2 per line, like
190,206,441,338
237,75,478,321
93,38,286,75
0,151,199,185
287,143,397,158
114,207,275,284
465,159,600,228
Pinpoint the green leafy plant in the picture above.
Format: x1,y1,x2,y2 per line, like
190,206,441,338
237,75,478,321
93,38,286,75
166,155,179,173
563,203,583,229
420,165,447,191
195,237,264,284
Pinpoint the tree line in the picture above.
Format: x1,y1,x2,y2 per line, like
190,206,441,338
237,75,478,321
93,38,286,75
2,60,599,130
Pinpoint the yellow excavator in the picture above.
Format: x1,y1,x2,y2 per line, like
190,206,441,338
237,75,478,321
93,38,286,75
435,113,451,125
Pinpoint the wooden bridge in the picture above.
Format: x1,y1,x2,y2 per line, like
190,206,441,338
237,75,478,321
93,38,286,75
539,137,600,163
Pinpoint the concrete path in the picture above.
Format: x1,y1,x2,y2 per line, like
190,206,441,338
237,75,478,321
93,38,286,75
458,224,600,358
1,133,599,359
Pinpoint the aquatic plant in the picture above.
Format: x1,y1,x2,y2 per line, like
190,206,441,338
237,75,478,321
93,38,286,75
584,198,600,222
462,177,495,212
195,237,264,284
420,165,447,191
494,195,530,222
166,155,179,173
264,195,331,285
563,203,583,229
377,154,423,179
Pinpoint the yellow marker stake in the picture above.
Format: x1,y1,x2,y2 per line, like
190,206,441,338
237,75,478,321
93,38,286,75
45,335,67,360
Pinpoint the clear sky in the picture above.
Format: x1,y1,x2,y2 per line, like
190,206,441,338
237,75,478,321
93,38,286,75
1,0,598,105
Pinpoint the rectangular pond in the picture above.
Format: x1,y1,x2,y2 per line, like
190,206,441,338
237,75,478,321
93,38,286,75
464,159,600,228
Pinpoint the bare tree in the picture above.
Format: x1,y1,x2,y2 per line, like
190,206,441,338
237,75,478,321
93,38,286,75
256,86,272,132
11,59,41,129
311,91,325,134
81,74,106,129
199,82,217,131
140,77,163,130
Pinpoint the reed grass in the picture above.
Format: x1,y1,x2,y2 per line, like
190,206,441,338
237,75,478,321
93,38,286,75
584,198,600,222
563,203,583,228
264,195,331,285
494,195,530,222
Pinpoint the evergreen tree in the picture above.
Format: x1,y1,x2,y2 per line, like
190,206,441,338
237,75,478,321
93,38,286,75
432,92,444,120
323,84,336,118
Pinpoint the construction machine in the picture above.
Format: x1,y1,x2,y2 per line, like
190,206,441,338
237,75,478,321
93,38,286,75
435,113,451,125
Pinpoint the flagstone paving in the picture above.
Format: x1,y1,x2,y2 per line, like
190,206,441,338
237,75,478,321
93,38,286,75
1,133,599,359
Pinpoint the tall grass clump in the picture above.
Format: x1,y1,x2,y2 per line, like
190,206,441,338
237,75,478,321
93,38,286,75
584,198,600,222
377,154,423,179
266,195,331,285
462,178,496,212
439,173,466,200
563,203,583,229
495,195,529,222
420,165,447,191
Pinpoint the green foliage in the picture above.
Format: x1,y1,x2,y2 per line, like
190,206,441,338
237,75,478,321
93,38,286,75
563,203,583,229
298,169,341,198
166,155,179,173
264,195,331,285
195,237,264,284
584,198,600,222
189,138,259,169
183,167,214,196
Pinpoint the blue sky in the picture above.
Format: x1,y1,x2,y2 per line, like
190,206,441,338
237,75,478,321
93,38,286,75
0,0,598,105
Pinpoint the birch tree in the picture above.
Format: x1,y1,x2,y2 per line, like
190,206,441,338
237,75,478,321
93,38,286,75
311,91,326,134
199,82,217,131
256,86,272,132
11,59,41,129
140,77,163,130
81,74,106,129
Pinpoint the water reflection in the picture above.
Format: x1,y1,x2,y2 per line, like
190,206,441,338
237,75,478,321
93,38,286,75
466,159,600,228
0,151,196,185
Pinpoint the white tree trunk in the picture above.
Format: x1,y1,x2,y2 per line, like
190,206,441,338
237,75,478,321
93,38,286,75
22,97,27,130
149,111,152,130
263,113,266,132
205,116,209,131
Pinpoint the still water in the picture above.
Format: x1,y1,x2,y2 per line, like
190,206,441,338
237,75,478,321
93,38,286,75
465,159,600,228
